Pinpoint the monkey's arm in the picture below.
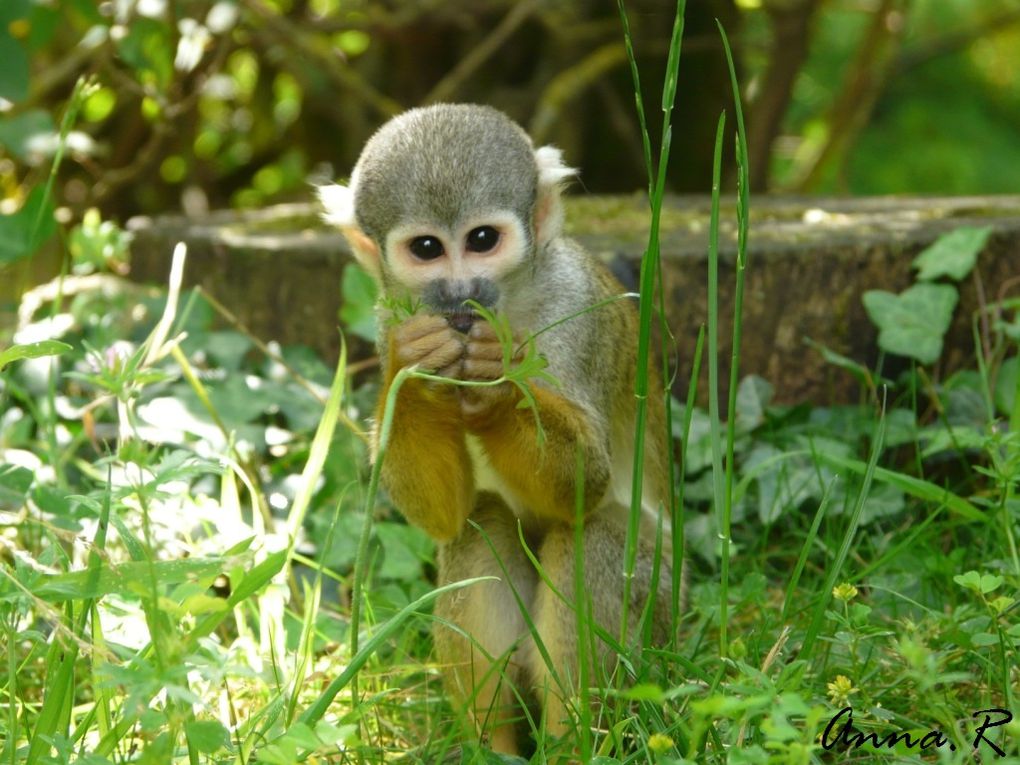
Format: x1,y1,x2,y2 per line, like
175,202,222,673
375,315,474,542
459,323,610,525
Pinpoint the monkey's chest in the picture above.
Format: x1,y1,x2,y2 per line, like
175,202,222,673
465,435,529,518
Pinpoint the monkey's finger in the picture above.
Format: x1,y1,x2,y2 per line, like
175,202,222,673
465,338,505,362
395,314,452,343
436,358,463,379
416,337,466,373
462,358,505,381
467,321,501,343
398,328,464,362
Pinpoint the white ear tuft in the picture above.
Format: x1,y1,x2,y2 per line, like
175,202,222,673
316,183,356,227
535,145,577,188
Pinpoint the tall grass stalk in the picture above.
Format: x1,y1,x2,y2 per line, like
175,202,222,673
284,335,348,547
705,111,727,658
25,469,111,764
347,365,411,718
4,611,15,765
615,0,687,650
298,577,491,728
27,78,95,492
800,396,887,660
671,326,704,643
781,477,834,622
573,446,593,761
286,489,348,726
718,22,751,661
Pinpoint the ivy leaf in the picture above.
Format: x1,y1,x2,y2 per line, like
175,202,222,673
0,29,30,103
0,110,56,162
735,375,772,431
0,186,57,264
0,465,33,511
184,720,231,754
862,283,958,365
912,226,992,282
116,17,174,90
339,262,378,343
994,356,1017,418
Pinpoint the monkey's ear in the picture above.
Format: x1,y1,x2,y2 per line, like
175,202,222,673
317,182,381,280
534,146,577,247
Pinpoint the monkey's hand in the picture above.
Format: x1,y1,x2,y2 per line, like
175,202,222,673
391,314,465,379
458,321,527,428
376,314,473,542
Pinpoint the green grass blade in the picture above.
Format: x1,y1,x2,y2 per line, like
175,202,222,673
673,324,704,641
298,576,494,727
718,19,751,663
574,447,592,761
620,0,688,651
285,334,348,546
706,110,727,659
814,452,985,522
1,555,239,604
4,609,17,765
781,477,835,622
800,403,887,660
615,0,655,190
26,607,76,764
0,341,72,373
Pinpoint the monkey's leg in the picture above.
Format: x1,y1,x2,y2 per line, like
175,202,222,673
528,513,674,744
434,492,538,755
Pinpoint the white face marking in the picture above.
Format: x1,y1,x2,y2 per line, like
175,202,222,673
384,211,530,298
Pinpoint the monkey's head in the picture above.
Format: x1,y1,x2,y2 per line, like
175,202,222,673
318,104,575,330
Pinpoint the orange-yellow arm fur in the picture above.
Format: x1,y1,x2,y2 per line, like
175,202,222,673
375,315,474,542
459,321,611,525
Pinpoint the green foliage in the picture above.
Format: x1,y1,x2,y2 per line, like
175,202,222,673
68,208,133,274
0,7,30,103
3,3,1020,763
0,186,56,265
862,224,1003,365
912,225,992,282
0,110,55,161
863,283,958,364
0,339,71,372
762,0,1020,193
953,569,1003,595
339,263,379,343
3,218,1020,765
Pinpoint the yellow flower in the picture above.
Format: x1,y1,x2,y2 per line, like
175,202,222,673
827,674,859,706
832,582,859,603
648,733,675,754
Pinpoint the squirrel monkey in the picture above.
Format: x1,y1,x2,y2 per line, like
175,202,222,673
319,104,675,755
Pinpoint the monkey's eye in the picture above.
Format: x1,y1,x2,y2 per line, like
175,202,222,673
408,236,445,261
465,226,500,253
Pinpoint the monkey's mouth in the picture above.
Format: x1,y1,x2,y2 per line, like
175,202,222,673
444,310,477,334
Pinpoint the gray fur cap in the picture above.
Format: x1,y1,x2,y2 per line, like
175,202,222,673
351,104,539,241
